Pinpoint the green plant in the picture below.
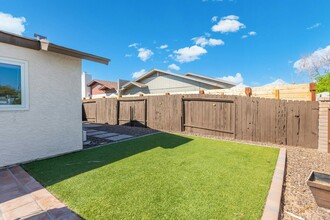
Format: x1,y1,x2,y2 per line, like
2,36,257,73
316,72,330,93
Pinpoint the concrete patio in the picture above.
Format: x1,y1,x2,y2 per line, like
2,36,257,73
0,166,80,220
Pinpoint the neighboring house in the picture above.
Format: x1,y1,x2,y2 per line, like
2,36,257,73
0,30,109,167
87,79,118,98
87,79,129,98
85,79,129,98
120,69,236,95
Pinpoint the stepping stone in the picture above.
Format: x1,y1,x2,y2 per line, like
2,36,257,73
83,141,91,145
106,134,133,141
83,124,102,128
93,133,119,138
87,131,107,136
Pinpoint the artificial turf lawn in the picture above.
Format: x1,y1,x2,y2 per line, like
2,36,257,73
23,133,279,220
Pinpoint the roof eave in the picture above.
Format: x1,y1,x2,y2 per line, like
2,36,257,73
48,44,110,65
185,73,236,86
0,30,110,65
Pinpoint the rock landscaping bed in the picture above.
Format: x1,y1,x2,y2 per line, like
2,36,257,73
282,146,330,220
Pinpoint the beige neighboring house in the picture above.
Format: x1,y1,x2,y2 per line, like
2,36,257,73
120,69,236,96
0,30,109,167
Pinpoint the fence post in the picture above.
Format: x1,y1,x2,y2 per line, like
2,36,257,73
275,89,280,99
245,87,252,97
318,98,330,152
310,83,316,101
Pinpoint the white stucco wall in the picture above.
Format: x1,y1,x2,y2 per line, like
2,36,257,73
81,72,92,98
0,42,83,167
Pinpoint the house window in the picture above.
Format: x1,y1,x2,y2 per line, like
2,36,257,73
0,57,28,110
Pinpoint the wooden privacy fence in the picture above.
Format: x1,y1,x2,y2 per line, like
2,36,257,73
120,83,316,101
82,94,319,149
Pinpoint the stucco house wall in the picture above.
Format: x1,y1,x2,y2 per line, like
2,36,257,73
0,42,83,167
123,72,217,95
82,72,92,98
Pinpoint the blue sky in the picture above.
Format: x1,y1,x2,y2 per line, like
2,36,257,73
1,0,330,86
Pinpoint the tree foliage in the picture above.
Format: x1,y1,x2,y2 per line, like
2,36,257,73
0,85,19,97
316,72,330,93
294,45,330,81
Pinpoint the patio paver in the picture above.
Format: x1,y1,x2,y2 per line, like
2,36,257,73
93,133,119,138
84,129,98,132
0,166,80,220
106,134,133,141
87,131,107,136
82,124,102,128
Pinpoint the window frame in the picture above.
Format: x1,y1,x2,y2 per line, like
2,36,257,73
0,56,29,111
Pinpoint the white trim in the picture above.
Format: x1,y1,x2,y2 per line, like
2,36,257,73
0,56,29,111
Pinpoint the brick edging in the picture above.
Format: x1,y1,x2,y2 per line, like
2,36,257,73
261,148,286,220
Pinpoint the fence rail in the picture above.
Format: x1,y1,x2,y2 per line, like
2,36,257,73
83,94,319,149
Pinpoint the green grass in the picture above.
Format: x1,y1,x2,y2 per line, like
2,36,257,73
23,133,279,220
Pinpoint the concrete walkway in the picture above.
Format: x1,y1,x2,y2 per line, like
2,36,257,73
0,166,80,220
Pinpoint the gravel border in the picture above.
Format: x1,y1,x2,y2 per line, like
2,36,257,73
282,146,330,220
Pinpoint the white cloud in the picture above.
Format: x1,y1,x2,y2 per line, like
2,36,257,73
168,64,180,71
192,36,224,47
212,15,245,33
218,73,243,84
242,31,256,39
132,69,146,79
211,16,218,23
125,54,132,57
128,43,139,48
294,45,330,76
174,45,207,63
159,44,168,49
208,38,224,46
307,23,321,30
223,15,239,20
204,32,211,37
0,12,26,35
137,48,154,61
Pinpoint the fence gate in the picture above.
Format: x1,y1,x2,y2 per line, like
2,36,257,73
117,99,147,127
182,97,236,137
82,101,97,122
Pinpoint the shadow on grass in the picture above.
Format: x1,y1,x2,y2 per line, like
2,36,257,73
22,133,192,187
